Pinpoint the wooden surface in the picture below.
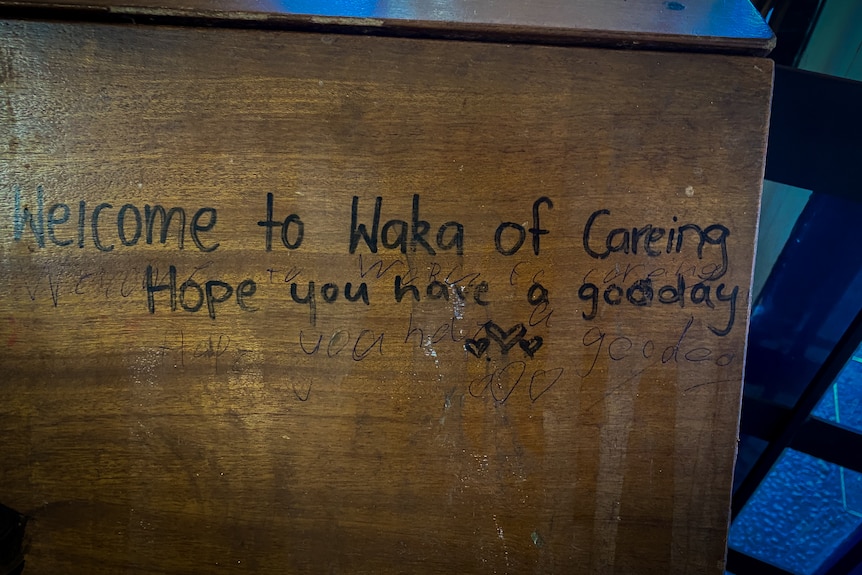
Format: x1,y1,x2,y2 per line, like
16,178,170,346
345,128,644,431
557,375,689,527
0,19,772,575
0,0,775,55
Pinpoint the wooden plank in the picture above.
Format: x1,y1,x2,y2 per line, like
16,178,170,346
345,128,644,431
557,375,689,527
0,0,776,55
0,20,772,574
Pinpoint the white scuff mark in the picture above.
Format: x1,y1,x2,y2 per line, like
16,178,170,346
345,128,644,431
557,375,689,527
473,453,489,472
439,394,452,425
531,530,544,547
128,346,159,389
492,514,503,546
493,514,510,573
424,338,441,373
685,185,695,197
452,290,465,319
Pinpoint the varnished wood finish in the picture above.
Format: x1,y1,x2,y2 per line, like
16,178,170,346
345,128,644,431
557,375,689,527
0,0,776,54
0,18,771,575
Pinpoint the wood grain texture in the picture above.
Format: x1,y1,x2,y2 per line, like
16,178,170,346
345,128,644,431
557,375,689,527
0,20,772,574
0,0,775,55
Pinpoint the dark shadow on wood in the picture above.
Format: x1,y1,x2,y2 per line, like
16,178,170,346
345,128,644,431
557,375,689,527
0,503,26,575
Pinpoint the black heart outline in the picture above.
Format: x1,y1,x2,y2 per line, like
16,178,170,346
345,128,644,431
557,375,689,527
484,322,527,354
529,367,564,402
468,372,494,398
490,361,526,404
293,381,312,402
465,338,490,358
519,336,544,358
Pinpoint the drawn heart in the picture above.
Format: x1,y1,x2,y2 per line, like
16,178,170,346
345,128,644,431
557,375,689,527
519,336,544,358
465,338,490,358
468,372,494,398
490,361,526,404
529,367,564,402
484,321,527,354
293,381,312,402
